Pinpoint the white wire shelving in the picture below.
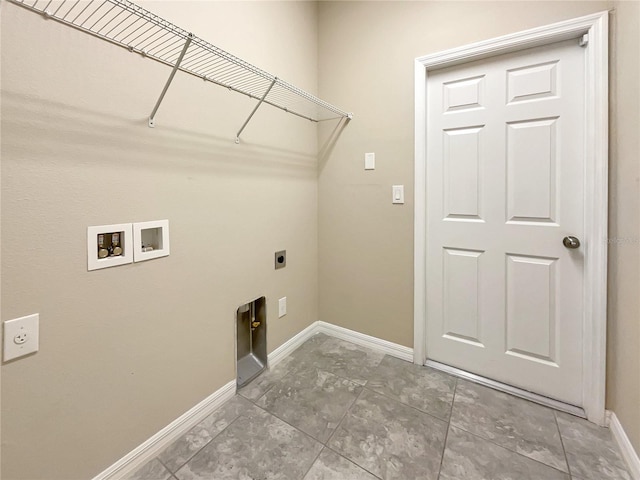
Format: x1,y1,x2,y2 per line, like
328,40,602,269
8,0,353,142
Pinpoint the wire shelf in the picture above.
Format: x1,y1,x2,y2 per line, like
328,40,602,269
8,0,352,139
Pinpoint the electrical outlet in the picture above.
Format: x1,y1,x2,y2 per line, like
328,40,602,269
275,250,286,269
4,313,39,361
278,297,287,318
14,333,28,344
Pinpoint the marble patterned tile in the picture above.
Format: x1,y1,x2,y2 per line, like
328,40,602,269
175,405,323,480
328,389,447,480
158,395,253,473
238,354,299,402
294,333,332,352
124,458,172,480
237,333,331,401
256,368,362,442
440,425,570,480
365,355,456,421
556,411,631,480
450,380,568,472
303,448,379,480
290,336,385,385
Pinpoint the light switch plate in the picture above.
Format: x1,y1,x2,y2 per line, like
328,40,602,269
4,313,39,361
278,297,287,318
364,152,375,170
392,185,405,204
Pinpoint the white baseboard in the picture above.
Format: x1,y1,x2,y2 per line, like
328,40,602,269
316,321,414,362
268,321,320,368
607,410,640,479
92,380,236,480
92,321,412,479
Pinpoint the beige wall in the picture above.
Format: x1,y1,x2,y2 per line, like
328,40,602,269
318,0,640,451
1,2,319,479
608,0,640,456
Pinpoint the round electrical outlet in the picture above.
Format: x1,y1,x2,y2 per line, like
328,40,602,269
14,333,28,345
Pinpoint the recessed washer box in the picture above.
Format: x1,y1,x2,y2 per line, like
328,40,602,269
133,219,170,262
87,223,133,271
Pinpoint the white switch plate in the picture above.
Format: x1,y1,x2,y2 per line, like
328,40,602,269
278,297,287,318
3,313,39,361
392,185,405,204
364,152,375,170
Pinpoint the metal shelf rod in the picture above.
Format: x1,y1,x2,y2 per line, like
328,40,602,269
148,34,193,127
236,78,277,144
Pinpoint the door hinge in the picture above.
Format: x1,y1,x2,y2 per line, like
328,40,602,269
579,34,589,47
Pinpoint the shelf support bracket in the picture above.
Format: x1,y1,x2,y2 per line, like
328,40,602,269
235,78,277,144
148,34,193,128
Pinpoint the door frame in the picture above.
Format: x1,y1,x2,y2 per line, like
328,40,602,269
413,11,609,424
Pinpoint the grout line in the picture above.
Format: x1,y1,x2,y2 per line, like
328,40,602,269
449,420,571,476
323,444,384,480
321,369,368,387
299,445,326,480
448,376,458,420
436,376,458,479
249,391,331,448
322,387,384,480
449,381,573,475
437,424,453,480
168,409,245,475
360,385,452,425
553,409,573,476
299,364,365,391
155,457,173,476
325,383,368,447
286,357,375,388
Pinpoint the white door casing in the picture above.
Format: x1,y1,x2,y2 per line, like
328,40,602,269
414,12,608,424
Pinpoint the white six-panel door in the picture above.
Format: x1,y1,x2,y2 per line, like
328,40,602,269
426,39,586,406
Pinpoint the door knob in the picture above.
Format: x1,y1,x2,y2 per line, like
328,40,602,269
563,236,581,249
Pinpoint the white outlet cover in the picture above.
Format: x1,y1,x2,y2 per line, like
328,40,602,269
4,313,39,361
278,297,287,318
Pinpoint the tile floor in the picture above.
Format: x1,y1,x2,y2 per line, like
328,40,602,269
126,333,631,480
